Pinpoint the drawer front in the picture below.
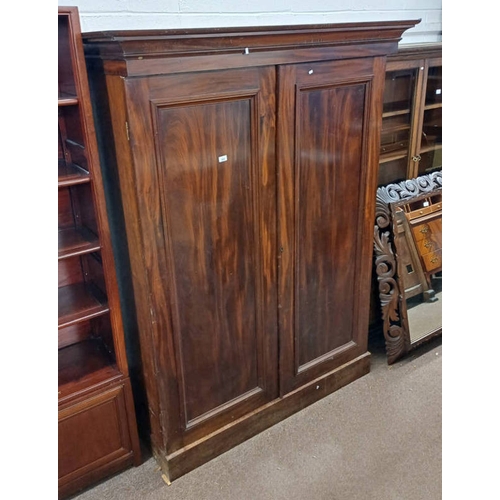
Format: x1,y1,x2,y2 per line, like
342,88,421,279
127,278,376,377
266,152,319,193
421,248,442,273
58,383,133,487
414,236,440,256
406,202,442,220
410,218,442,244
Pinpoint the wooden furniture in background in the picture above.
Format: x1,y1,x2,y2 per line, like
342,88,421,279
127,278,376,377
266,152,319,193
368,42,442,332
392,192,442,303
83,20,418,481
404,193,442,292
378,44,442,186
373,171,442,364
392,208,430,301
58,7,141,498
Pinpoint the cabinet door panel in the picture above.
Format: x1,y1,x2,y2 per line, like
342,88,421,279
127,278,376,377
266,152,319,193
417,59,442,177
159,99,261,423
295,82,365,367
126,67,277,449
58,384,133,487
278,58,383,393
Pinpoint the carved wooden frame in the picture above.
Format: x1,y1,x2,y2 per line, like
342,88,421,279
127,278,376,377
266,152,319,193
373,171,442,364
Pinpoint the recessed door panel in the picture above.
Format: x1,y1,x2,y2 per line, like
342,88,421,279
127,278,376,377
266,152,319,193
278,58,383,393
159,98,260,424
58,384,131,482
296,83,365,368
136,66,278,448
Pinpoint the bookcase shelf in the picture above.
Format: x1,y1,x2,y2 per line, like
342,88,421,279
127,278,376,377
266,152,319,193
58,161,90,186
58,226,100,259
58,7,140,498
58,339,122,401
58,95,79,106
382,108,411,118
424,102,442,111
58,283,109,329
380,150,408,164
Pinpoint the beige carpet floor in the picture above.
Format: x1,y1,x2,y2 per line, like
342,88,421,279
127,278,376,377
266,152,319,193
71,335,442,500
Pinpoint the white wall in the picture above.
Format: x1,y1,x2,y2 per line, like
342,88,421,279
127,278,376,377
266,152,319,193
58,0,442,45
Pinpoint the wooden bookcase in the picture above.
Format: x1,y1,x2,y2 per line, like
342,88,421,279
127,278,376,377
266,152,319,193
58,7,141,498
378,43,442,186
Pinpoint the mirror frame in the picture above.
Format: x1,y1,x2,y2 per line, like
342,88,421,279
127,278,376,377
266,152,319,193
373,171,442,364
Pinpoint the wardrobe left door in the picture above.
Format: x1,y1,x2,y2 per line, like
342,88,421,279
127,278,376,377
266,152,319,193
116,66,279,454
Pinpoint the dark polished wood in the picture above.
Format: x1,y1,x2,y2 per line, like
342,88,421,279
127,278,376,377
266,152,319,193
58,339,121,400
277,57,385,395
155,70,278,432
58,282,109,328
58,226,100,259
58,379,137,499
58,7,140,498
84,20,418,481
158,353,370,481
84,20,419,77
58,161,90,187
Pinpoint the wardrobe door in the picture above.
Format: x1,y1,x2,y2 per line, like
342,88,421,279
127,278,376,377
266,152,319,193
278,57,385,394
123,66,278,451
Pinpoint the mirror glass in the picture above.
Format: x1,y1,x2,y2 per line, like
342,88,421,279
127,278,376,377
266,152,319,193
374,172,442,363
391,192,442,344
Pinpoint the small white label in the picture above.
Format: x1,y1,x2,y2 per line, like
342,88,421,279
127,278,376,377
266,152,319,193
218,155,228,163
436,89,442,95
308,69,314,74
423,201,430,207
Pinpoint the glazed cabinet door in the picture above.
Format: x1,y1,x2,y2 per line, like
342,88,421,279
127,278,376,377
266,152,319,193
121,66,278,452
378,60,421,186
278,57,384,394
377,51,442,185
415,57,442,178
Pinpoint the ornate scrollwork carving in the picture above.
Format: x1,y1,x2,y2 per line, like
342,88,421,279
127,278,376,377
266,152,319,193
373,171,442,363
377,171,442,207
373,226,407,363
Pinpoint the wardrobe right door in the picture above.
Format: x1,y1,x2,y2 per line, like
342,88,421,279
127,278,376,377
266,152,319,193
277,56,386,395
